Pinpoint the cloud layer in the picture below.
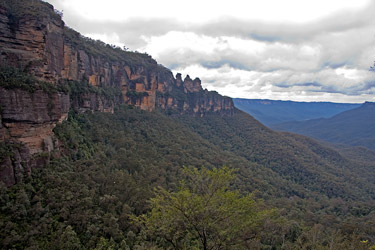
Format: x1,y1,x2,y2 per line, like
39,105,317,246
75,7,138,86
47,0,375,102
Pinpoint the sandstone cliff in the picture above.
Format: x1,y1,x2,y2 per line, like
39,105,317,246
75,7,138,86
0,1,234,115
0,0,235,185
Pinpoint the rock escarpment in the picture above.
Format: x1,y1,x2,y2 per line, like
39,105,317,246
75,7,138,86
0,88,69,153
0,0,234,185
0,1,234,115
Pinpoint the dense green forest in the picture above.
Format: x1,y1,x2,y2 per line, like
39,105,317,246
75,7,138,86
1,104,375,249
1,0,375,248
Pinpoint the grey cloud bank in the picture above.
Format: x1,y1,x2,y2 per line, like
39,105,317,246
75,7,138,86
47,0,375,102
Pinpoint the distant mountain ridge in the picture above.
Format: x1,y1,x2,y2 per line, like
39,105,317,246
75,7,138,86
234,98,360,126
1,1,375,248
273,102,375,149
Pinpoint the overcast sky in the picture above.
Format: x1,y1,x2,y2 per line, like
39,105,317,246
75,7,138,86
46,0,375,103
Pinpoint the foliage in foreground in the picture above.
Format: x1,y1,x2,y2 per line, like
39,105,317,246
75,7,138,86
136,167,271,249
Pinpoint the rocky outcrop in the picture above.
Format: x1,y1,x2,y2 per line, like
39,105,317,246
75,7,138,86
156,74,234,116
0,88,70,154
182,75,203,93
0,2,234,116
0,0,235,185
0,142,31,187
0,4,65,82
0,87,69,186
70,91,120,114
0,140,51,186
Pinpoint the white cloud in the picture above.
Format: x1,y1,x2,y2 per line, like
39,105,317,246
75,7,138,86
48,0,370,23
45,0,375,103
170,63,375,103
85,33,125,48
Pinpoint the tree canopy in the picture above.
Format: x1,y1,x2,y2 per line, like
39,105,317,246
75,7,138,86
135,167,271,250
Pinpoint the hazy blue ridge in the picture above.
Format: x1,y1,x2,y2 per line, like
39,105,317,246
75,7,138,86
233,98,360,126
272,102,375,149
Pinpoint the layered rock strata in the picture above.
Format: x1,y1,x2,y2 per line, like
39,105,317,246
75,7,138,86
0,0,235,185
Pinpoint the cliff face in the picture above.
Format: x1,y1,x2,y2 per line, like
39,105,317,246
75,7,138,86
157,74,234,117
0,2,234,115
0,88,69,153
0,0,234,185
0,87,69,186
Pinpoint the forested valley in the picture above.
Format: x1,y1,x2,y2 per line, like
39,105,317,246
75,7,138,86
0,0,375,249
1,105,375,249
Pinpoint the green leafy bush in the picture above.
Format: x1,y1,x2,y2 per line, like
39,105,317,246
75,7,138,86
0,67,58,93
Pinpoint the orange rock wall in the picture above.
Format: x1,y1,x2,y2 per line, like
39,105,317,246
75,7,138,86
0,1,235,185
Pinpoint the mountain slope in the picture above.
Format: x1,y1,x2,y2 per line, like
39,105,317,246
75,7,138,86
0,0,233,185
273,102,375,149
234,98,360,126
1,0,375,249
51,106,375,201
2,106,375,249
177,109,375,199
0,0,372,202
